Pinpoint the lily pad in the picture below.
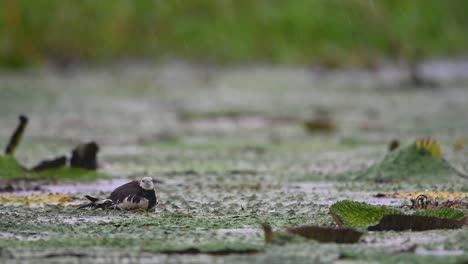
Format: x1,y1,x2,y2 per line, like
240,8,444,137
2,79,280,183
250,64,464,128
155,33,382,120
0,156,106,182
329,200,400,228
0,155,26,180
357,139,463,182
414,208,465,220
285,225,363,243
330,200,466,230
368,214,465,231
158,242,262,255
262,223,363,244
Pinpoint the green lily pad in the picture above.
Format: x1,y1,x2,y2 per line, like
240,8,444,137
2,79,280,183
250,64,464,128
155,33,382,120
357,141,461,182
414,208,465,220
0,156,107,181
329,200,400,228
330,200,466,229
0,155,26,180
368,214,465,231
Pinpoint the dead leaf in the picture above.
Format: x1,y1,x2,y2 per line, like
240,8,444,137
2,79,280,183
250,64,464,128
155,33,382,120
367,214,465,231
286,225,363,243
0,193,73,207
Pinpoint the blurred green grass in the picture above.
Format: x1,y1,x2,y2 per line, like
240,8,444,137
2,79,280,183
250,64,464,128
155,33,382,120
1,0,468,68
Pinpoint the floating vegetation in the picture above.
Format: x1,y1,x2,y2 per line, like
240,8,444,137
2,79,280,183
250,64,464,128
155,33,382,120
414,208,465,220
285,225,363,243
303,107,336,133
303,118,337,133
330,200,466,230
0,155,26,179
367,214,465,231
388,139,400,152
415,138,442,158
31,156,68,172
262,223,363,244
0,193,72,207
0,115,106,182
157,242,262,255
357,138,465,182
329,200,400,228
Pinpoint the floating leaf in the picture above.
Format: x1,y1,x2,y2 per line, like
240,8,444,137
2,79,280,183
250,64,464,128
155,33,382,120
155,242,262,255
330,200,400,228
357,139,462,182
368,214,465,231
285,225,363,243
414,208,465,220
31,156,67,172
262,223,362,244
261,223,299,244
303,118,336,133
0,155,25,180
0,193,72,207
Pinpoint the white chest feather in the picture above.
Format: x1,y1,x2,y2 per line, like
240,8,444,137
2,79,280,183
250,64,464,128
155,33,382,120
117,195,149,210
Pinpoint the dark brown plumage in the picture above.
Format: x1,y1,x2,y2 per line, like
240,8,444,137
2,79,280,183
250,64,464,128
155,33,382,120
78,177,157,211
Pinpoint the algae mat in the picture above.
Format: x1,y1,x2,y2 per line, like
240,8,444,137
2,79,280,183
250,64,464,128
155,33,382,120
0,65,468,263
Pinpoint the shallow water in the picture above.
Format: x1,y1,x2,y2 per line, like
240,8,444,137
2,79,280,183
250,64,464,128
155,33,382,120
1,63,467,263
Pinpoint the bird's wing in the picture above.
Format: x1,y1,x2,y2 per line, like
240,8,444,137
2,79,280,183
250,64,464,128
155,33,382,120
109,180,141,203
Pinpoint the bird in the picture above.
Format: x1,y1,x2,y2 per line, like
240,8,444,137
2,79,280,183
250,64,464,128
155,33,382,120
78,177,157,211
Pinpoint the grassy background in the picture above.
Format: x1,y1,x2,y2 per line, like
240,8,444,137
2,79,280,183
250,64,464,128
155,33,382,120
1,0,468,68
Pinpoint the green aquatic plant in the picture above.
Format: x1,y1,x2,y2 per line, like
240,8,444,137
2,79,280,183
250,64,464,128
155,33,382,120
0,155,25,180
0,157,106,181
329,200,400,228
414,208,465,220
330,200,466,229
358,139,462,182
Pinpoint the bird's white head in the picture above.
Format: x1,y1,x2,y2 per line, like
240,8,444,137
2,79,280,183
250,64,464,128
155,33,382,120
139,176,154,190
